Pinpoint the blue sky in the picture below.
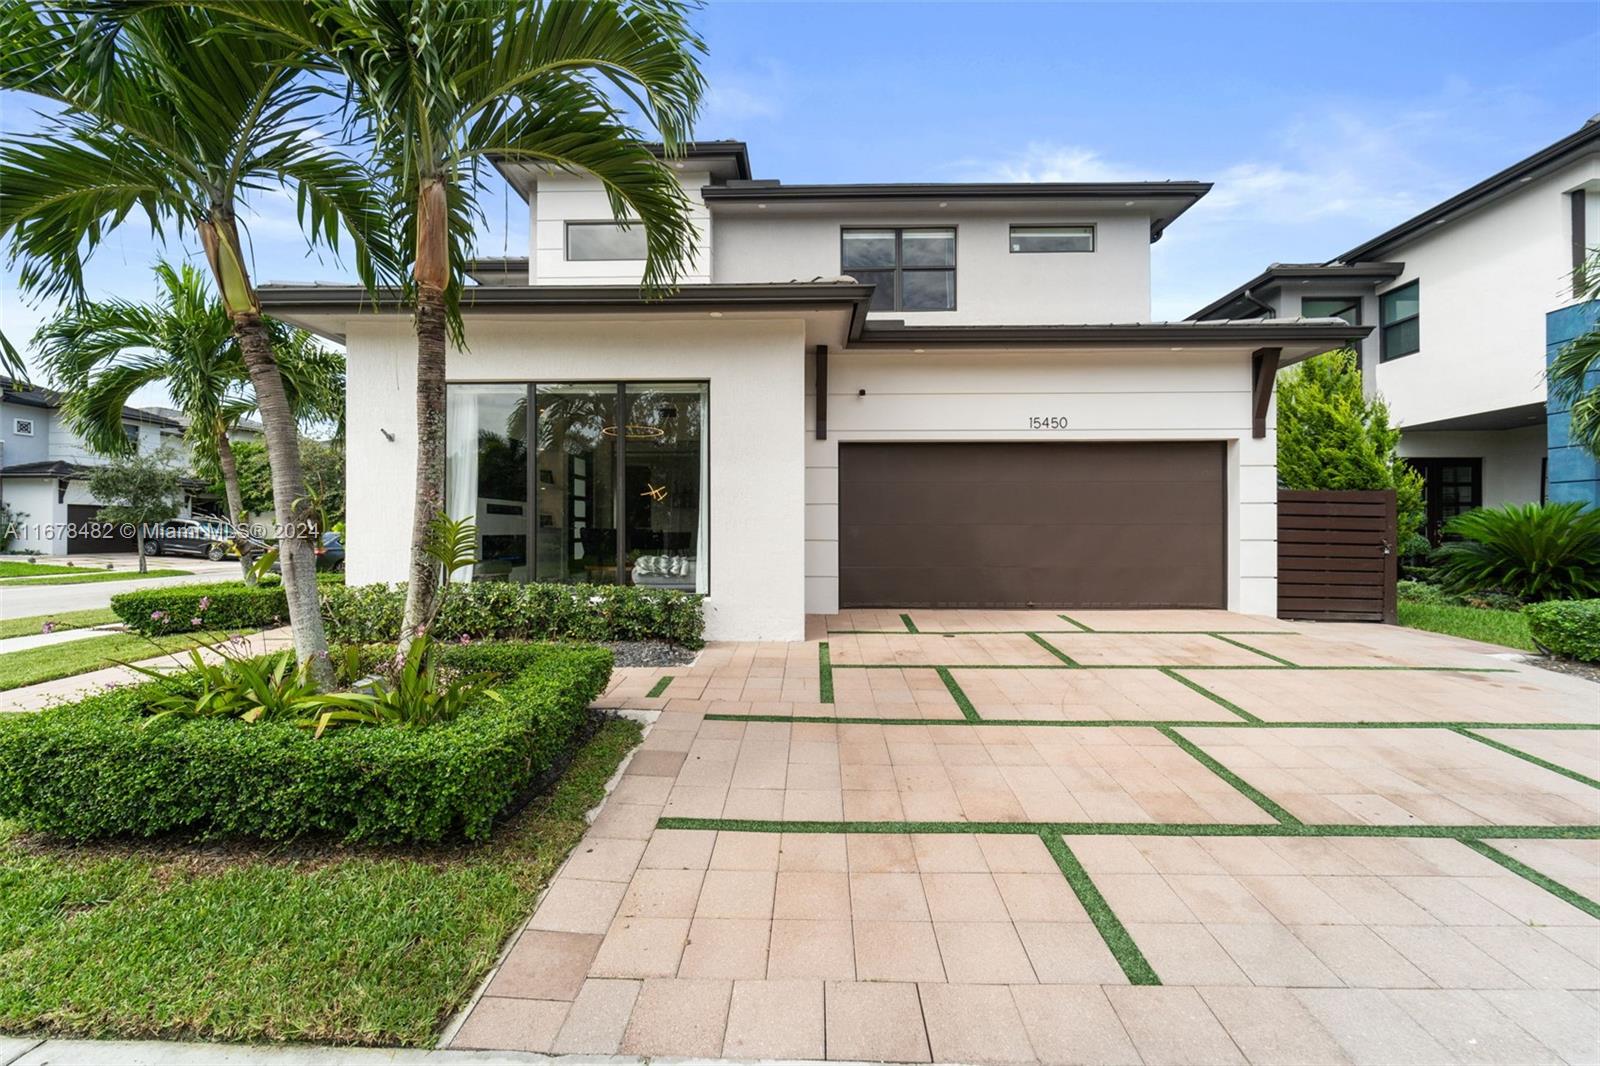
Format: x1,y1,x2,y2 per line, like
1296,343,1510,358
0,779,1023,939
3,0,1599,402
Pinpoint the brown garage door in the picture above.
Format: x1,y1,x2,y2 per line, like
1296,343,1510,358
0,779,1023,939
65,503,140,554
838,441,1225,609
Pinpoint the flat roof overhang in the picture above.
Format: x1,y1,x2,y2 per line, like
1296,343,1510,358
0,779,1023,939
493,140,752,198
1188,262,1405,322
703,181,1212,242
850,320,1371,365
256,281,874,349
1402,401,1546,433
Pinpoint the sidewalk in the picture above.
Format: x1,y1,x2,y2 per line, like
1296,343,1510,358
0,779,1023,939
0,626,297,712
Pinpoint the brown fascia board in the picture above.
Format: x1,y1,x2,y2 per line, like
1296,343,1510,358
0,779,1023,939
1335,120,1600,262
1187,262,1406,321
256,282,875,341
702,181,1213,242
851,320,1372,350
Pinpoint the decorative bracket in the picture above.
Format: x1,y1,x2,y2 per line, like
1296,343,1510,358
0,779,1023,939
1251,346,1282,439
814,344,829,440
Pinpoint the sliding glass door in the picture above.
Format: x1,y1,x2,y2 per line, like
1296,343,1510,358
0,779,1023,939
448,381,707,593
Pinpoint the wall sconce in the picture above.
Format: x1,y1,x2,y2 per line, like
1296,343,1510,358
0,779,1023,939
380,428,395,441
857,388,867,397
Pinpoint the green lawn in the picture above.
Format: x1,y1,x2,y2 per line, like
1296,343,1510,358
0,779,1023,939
0,568,190,588
0,631,219,691
1398,600,1535,652
0,608,120,641
0,561,88,578
0,717,642,1046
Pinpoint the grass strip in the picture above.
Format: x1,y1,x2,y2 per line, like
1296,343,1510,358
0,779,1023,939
654,816,1600,841
935,667,980,722
0,717,643,1046
646,676,674,698
1027,632,1081,667
0,608,119,641
0,561,87,578
900,613,919,633
830,662,1512,672
700,712,1598,731
1160,668,1261,723
1058,613,1094,631
823,628,1293,636
0,631,222,692
1453,728,1600,790
1208,633,1298,666
0,568,191,588
818,641,834,704
1460,839,1600,920
1399,601,1535,653
1039,832,1159,985
1157,726,1302,825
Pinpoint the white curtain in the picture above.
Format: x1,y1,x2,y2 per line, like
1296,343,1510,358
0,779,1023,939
445,386,480,583
695,383,709,595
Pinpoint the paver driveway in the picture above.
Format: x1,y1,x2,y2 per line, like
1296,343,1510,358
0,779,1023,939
449,610,1600,1064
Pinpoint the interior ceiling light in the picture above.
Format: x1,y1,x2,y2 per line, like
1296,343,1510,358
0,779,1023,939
601,424,666,440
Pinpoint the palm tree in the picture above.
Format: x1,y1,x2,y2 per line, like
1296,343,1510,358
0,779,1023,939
1549,249,1600,460
191,0,708,647
0,3,400,685
33,261,344,583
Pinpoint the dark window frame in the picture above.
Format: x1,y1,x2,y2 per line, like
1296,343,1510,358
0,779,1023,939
1379,280,1420,362
1300,295,1363,326
1406,456,1481,545
840,226,958,312
448,378,710,593
1008,223,1095,254
564,219,648,262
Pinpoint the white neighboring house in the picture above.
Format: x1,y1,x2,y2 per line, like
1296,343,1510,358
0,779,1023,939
0,377,218,554
1194,116,1600,543
264,141,1363,640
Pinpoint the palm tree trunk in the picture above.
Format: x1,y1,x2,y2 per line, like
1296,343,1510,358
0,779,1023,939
135,525,147,574
214,429,256,586
399,178,450,653
203,214,334,688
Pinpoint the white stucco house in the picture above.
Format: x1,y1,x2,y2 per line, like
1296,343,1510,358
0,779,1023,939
1194,116,1600,542
263,141,1363,640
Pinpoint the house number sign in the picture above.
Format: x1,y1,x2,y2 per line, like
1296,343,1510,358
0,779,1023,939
1026,416,1070,430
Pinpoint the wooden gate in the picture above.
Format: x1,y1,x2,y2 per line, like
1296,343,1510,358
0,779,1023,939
1277,489,1397,623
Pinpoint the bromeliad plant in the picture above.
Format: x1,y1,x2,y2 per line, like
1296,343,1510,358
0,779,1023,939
318,637,500,736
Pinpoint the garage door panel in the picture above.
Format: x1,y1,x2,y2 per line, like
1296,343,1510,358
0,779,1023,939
839,442,1225,609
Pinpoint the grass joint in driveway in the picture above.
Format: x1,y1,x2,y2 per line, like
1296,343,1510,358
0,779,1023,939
1157,726,1302,825
818,641,834,704
1451,728,1600,790
1040,832,1160,986
1159,668,1262,723
935,666,980,721
1461,839,1600,920
1027,632,1081,666
646,676,673,698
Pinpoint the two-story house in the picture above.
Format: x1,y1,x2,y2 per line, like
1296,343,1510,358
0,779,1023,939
263,141,1363,640
0,376,219,554
1192,116,1600,543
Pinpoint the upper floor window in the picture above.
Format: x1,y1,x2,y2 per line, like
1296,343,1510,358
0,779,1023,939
11,417,34,436
841,227,955,311
123,424,141,448
1379,281,1419,361
566,221,647,261
1302,296,1361,326
1009,225,1094,253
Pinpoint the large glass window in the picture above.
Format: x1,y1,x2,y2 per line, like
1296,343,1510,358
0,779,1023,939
1301,296,1361,326
1379,281,1419,361
841,227,956,311
448,382,707,592
566,221,647,261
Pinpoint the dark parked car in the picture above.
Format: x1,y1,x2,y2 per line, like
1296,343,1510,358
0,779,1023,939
142,518,264,562
268,530,345,573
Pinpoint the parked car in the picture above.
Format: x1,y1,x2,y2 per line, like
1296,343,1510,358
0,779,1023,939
142,518,267,562
267,530,345,573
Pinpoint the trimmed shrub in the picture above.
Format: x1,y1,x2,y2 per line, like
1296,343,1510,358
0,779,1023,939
322,580,704,648
1432,502,1600,603
112,574,344,636
0,643,613,843
1524,599,1600,663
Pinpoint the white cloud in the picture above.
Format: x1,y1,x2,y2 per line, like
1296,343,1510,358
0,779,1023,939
699,61,788,130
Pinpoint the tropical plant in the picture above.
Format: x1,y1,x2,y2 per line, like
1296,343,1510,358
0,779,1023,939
1548,248,1600,459
1431,501,1600,602
0,3,400,686
189,0,708,644
1523,599,1600,662
1276,348,1427,554
132,644,341,728
34,262,345,584
84,448,185,572
317,635,498,736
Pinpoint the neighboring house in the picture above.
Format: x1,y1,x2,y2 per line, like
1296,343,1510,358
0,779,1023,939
1193,116,1600,542
140,406,266,446
263,141,1363,640
0,377,216,554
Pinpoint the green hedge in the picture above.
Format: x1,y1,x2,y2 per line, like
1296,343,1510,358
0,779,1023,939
322,580,704,648
1523,599,1600,663
112,574,343,636
0,642,613,844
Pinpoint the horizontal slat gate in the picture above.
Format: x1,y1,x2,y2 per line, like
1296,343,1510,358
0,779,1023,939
1277,489,1397,623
